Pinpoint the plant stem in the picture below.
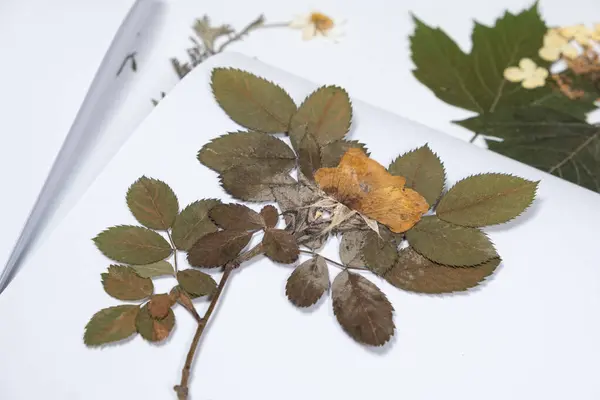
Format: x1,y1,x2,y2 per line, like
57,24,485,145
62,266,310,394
469,133,479,143
174,244,263,399
167,231,179,272
216,16,290,53
116,52,137,76
298,249,368,271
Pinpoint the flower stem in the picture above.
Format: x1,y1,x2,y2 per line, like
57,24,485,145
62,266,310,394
469,133,479,144
174,244,263,399
216,15,290,53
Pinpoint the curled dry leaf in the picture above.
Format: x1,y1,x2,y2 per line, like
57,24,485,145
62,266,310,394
177,269,217,298
131,260,174,278
272,182,319,213
290,85,352,150
198,131,296,174
332,270,395,346
209,203,264,230
260,205,279,228
171,199,221,250
406,216,498,266
388,144,446,206
262,229,300,263
187,230,252,268
101,265,154,301
136,304,175,342
339,230,367,268
211,68,297,133
84,305,139,346
385,247,500,294
286,255,330,307
126,176,179,230
315,148,429,233
147,294,174,319
93,225,172,265
436,173,538,227
361,229,398,276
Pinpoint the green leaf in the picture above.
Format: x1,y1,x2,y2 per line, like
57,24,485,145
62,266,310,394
411,4,547,114
84,305,139,346
262,229,299,263
211,68,297,133
93,225,172,265
131,261,174,278
101,265,154,301
187,230,252,268
388,144,445,206
339,230,367,268
385,247,500,294
171,199,221,250
297,132,321,180
198,131,296,174
289,86,352,149
406,216,498,266
474,106,600,192
177,269,217,298
126,176,179,230
209,204,264,230
361,229,398,276
320,140,369,167
136,304,175,342
260,205,279,228
436,173,538,227
332,270,395,346
285,255,330,307
220,165,297,202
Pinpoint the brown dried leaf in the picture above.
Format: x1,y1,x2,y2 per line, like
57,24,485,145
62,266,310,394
286,255,330,307
84,305,139,346
361,229,399,276
272,183,319,212
406,216,498,266
339,230,367,268
209,204,264,230
298,132,321,180
220,165,297,202
260,205,279,228
101,265,153,301
198,131,296,174
187,230,252,268
147,294,174,319
136,304,175,342
332,270,395,346
211,68,297,133
262,229,300,263
177,269,217,298
171,199,221,250
290,85,352,149
93,225,172,265
126,176,179,230
131,260,175,278
385,247,500,294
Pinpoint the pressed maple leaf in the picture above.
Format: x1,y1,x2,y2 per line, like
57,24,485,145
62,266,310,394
314,148,429,233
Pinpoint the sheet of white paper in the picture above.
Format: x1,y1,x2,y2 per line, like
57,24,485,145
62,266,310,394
0,0,160,288
1,53,598,400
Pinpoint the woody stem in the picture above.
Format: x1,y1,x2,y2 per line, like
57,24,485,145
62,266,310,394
174,244,263,400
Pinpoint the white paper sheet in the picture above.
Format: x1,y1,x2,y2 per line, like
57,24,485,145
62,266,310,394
1,53,598,400
0,0,159,289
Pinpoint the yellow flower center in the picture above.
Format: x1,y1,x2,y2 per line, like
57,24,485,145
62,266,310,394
310,12,334,32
